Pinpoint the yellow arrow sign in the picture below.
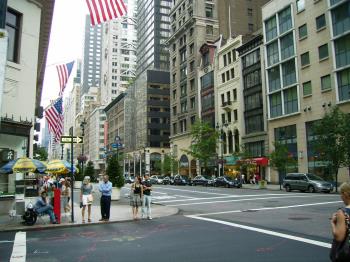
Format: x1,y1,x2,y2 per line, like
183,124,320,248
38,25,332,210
60,136,84,144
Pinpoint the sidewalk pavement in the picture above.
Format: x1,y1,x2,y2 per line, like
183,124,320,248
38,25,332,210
0,193,178,233
242,183,283,191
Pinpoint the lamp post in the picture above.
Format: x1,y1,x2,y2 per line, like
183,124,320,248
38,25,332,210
80,119,87,175
216,122,228,176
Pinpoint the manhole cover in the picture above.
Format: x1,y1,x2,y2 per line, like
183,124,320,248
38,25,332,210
288,217,311,221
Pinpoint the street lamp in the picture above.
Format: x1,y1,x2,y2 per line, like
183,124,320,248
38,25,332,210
216,122,228,176
80,119,87,175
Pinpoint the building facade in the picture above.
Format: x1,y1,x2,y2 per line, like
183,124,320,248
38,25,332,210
100,0,137,104
262,0,350,183
81,15,102,96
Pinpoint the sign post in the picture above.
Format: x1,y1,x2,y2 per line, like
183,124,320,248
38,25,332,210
69,127,75,223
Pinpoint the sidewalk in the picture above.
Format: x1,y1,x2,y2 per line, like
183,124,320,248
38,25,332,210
0,194,178,232
242,183,283,191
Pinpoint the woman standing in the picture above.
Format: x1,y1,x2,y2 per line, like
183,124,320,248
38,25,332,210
130,176,143,220
80,176,93,223
61,178,71,213
330,182,350,262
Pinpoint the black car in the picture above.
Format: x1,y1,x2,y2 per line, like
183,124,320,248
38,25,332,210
214,176,242,188
192,175,209,186
173,175,190,185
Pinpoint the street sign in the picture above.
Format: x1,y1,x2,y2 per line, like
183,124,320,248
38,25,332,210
60,136,84,144
111,143,123,149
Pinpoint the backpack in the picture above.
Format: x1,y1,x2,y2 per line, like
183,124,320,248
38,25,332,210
330,208,350,262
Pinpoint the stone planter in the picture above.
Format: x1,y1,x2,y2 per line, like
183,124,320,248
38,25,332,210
111,187,121,201
74,180,82,189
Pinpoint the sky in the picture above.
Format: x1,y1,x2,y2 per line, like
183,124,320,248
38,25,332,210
41,0,89,109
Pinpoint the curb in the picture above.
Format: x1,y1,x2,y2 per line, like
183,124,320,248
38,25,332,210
0,206,179,233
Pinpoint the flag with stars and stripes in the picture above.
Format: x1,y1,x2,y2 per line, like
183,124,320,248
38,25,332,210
45,97,64,142
85,0,127,26
56,61,74,96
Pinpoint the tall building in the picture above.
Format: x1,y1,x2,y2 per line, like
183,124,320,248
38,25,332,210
101,0,137,105
262,0,350,183
81,15,102,96
218,0,269,39
168,0,220,177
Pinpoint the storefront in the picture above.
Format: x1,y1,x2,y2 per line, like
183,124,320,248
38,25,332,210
237,157,269,181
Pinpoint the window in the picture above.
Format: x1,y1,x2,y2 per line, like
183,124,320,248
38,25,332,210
233,89,237,101
298,24,307,39
180,119,187,132
318,44,329,60
284,87,298,114
221,113,225,124
265,16,277,41
227,111,232,123
233,110,238,121
190,61,194,71
303,81,312,96
172,106,177,115
334,34,350,68
267,41,279,66
223,54,227,67
226,71,230,81
173,123,177,135
190,79,195,90
222,73,225,83
282,60,296,87
205,4,213,18
190,44,194,54
301,52,310,67
191,116,196,125
228,52,232,64
337,68,350,101
321,75,331,91
206,25,213,35
231,68,235,79
278,7,292,34
280,33,294,60
201,71,214,89
181,101,187,113
247,8,253,16
296,0,305,12
173,89,177,99
6,8,21,63
190,97,195,109
180,84,187,96
316,14,326,31
270,93,282,118
248,23,254,32
331,2,350,36
274,125,298,163
268,66,281,92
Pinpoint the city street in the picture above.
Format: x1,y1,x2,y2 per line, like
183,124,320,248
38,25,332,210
0,185,342,262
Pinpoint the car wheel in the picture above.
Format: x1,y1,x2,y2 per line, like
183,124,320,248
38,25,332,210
226,184,230,188
308,185,315,193
285,185,291,192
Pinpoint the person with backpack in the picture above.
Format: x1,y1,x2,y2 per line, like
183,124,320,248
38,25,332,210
330,182,350,262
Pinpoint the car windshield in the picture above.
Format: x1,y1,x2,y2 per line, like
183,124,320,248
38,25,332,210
224,176,233,181
306,174,324,181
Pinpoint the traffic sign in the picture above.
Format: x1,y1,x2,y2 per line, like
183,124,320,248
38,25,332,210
111,143,123,149
60,136,84,144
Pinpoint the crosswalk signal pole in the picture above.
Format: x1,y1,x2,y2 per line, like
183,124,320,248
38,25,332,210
69,127,75,223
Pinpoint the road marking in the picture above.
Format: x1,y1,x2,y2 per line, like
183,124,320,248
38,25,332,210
0,240,14,244
10,232,26,262
152,196,177,200
188,200,343,217
155,187,230,196
187,216,331,249
167,195,330,207
173,195,197,199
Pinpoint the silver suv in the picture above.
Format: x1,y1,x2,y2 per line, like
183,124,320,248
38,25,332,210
283,173,333,193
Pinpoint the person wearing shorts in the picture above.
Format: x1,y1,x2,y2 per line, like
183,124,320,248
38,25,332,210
80,176,93,223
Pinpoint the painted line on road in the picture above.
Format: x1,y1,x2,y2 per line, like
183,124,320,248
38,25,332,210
0,240,14,244
154,187,230,196
187,215,332,249
10,231,26,262
188,200,343,217
173,195,197,199
167,195,331,207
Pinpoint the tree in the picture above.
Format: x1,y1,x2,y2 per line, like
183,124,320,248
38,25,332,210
33,146,48,161
84,161,96,182
154,159,162,175
75,163,84,181
106,155,124,188
312,107,350,191
162,155,178,176
269,141,297,190
184,121,219,176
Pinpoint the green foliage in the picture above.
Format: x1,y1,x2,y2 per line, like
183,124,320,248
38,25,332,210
33,146,48,161
154,159,162,174
312,107,350,185
162,155,178,175
84,161,97,182
269,142,297,174
234,146,255,175
106,155,124,188
75,163,84,181
184,121,219,170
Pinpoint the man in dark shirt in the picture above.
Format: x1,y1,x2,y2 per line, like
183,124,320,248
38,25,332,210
142,174,152,220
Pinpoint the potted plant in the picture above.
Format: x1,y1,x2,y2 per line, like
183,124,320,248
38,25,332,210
106,155,124,200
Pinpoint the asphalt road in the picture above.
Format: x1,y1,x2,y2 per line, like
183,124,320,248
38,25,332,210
0,185,342,262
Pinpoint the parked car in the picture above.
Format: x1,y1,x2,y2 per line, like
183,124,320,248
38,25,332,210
214,176,242,188
125,176,135,184
283,173,333,193
192,175,209,186
173,175,190,185
162,176,172,185
150,175,164,185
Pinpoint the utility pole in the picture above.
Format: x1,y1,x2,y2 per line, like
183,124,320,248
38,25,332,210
69,127,74,223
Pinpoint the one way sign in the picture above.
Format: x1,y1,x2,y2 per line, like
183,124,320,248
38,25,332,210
60,136,84,144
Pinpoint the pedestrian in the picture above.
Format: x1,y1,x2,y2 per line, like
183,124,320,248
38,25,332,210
34,190,57,224
99,175,112,222
80,176,93,223
60,178,71,213
330,182,350,262
142,174,152,220
130,176,143,220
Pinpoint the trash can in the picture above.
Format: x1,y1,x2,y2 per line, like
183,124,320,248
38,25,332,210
258,180,267,189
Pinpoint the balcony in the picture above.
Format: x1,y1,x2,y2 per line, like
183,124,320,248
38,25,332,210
221,101,232,111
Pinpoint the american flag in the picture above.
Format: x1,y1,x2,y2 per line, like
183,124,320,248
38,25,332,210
85,0,127,26
45,97,64,142
56,61,74,96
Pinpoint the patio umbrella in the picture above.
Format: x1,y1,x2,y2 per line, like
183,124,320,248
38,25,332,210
46,159,78,174
0,157,47,174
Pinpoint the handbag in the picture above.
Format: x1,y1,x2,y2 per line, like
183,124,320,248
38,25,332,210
330,208,350,262
87,194,94,203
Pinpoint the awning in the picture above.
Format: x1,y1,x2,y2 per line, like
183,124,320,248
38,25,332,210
237,157,269,166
